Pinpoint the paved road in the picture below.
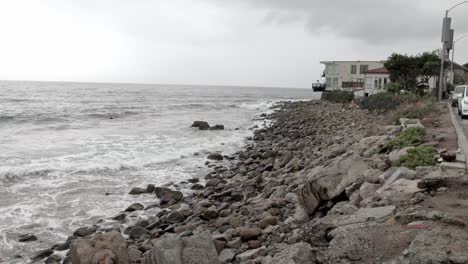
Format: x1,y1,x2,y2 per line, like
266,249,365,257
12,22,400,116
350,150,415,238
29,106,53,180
449,103,468,169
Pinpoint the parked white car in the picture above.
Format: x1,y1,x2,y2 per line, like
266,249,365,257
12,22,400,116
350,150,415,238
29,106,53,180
452,85,467,106
457,85,468,118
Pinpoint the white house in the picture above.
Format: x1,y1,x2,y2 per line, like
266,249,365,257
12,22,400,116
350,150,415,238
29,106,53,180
363,68,391,96
320,60,385,90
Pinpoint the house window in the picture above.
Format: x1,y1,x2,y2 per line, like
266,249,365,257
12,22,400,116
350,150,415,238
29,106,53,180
326,78,332,87
374,79,378,89
332,78,339,88
351,65,357,74
384,78,388,84
360,65,369,74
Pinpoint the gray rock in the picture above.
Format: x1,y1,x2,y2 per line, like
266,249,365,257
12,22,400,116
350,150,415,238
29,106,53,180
270,242,315,264
129,226,149,240
239,227,262,241
257,216,277,229
125,203,144,212
359,182,381,200
219,248,237,262
389,147,414,163
236,246,267,262
160,191,183,206
167,211,186,224
338,206,396,226
143,231,218,264
298,154,370,215
70,231,128,264
399,227,468,263
128,248,143,263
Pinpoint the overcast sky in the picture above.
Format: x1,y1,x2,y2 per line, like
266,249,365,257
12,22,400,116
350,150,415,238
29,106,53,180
0,0,467,88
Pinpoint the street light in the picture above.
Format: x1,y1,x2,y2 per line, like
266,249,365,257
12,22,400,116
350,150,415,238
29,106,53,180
451,35,468,85
439,1,468,100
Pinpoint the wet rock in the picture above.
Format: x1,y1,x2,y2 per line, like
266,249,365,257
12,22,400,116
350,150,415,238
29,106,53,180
70,231,128,264
129,186,147,195
191,121,211,130
155,186,172,198
210,125,225,130
160,190,183,206
18,233,37,242
129,226,149,240
207,153,223,161
73,226,97,237
125,203,145,212
167,211,186,224
239,227,262,241
191,183,204,190
45,254,62,264
55,235,77,251
112,213,126,221
31,249,54,261
146,184,156,193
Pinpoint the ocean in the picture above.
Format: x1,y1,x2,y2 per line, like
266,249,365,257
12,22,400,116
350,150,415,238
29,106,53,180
0,81,318,260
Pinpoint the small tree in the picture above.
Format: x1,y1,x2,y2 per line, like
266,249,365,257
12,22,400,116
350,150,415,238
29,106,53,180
384,51,441,94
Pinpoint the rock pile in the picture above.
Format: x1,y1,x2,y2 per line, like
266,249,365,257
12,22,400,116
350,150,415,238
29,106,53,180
28,101,468,264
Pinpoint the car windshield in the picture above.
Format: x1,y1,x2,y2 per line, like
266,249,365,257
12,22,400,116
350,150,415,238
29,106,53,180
455,87,465,94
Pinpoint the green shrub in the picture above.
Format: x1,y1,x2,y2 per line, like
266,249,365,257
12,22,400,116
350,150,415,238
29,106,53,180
360,93,401,112
386,127,426,151
321,90,354,103
393,147,436,169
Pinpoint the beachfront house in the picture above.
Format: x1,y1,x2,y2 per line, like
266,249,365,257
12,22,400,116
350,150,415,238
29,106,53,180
320,60,385,91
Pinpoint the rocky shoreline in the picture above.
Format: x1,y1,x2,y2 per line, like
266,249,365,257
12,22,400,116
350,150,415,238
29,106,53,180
20,100,468,264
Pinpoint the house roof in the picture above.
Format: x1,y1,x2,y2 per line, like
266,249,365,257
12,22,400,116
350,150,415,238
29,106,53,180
365,68,389,74
452,61,468,72
320,60,385,64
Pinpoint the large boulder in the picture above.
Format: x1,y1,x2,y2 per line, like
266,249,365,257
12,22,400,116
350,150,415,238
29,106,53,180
142,231,218,264
298,154,370,215
191,121,211,130
70,231,129,264
322,224,419,264
397,227,468,263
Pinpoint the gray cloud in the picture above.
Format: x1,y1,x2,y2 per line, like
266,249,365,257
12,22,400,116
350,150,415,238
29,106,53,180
211,0,468,45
